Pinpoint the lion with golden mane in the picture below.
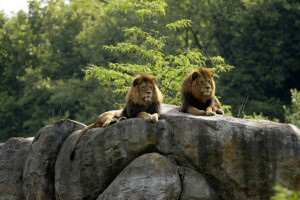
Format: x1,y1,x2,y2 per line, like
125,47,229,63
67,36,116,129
181,67,224,116
70,74,163,160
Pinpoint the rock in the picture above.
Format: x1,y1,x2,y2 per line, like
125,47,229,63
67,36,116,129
55,105,300,200
178,166,219,200
97,153,181,200
1,104,300,200
55,119,160,200
0,137,33,200
163,106,300,199
23,119,85,200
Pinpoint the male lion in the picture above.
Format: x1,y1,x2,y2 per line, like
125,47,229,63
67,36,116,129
181,68,224,116
70,74,163,160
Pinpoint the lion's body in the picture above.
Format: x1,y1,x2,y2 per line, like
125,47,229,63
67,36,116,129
122,102,161,118
181,68,224,116
70,74,163,160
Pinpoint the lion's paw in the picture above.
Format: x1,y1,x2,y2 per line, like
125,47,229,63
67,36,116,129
151,113,159,122
144,116,153,122
206,111,216,116
216,109,224,115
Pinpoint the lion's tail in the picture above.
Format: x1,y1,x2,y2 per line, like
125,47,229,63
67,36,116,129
70,123,96,160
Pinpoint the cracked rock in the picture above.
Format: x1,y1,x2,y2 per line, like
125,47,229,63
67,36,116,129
1,105,300,200
97,153,181,200
0,137,33,200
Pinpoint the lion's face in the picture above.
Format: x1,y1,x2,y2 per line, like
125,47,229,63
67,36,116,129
126,74,163,105
193,75,214,96
190,68,215,99
138,81,154,102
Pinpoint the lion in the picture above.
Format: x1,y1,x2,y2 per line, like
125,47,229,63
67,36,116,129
70,74,163,160
181,67,224,116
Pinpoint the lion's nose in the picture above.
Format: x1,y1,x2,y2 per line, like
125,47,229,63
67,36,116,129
205,86,210,90
146,91,151,94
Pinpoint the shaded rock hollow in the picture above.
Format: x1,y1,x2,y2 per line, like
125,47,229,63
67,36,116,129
0,104,300,200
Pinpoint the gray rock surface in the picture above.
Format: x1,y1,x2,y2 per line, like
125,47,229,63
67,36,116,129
23,119,85,200
97,153,181,200
55,120,160,200
0,137,33,200
1,104,300,200
178,166,219,200
55,105,300,200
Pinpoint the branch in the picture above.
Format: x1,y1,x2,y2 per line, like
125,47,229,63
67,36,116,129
189,28,203,50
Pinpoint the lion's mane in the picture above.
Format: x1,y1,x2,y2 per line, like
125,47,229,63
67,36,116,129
181,68,220,113
122,74,163,118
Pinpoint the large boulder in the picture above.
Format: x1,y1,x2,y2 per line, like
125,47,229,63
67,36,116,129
0,104,300,200
178,166,219,200
23,119,85,200
54,105,300,200
97,153,181,200
0,137,33,200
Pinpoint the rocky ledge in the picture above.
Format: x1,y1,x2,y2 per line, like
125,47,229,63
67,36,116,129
0,104,299,200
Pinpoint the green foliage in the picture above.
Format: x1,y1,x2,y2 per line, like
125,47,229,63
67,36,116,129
213,0,300,121
160,0,300,121
284,89,300,127
0,0,119,142
166,19,192,31
271,186,300,200
1,0,299,142
107,0,167,20
85,0,233,106
243,112,279,122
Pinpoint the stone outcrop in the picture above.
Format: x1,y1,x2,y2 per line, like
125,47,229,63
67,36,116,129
0,137,33,200
23,119,85,200
97,153,181,200
0,104,300,200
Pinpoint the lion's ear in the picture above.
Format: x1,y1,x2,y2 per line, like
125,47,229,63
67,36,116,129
132,77,140,86
192,71,200,80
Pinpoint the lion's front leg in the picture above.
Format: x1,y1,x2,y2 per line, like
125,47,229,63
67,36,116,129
187,106,206,116
137,112,159,122
216,109,224,115
205,107,216,116
214,96,224,115
150,113,159,122
137,112,154,122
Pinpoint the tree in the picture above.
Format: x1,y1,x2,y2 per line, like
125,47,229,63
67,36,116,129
0,0,122,142
215,0,300,121
284,89,300,127
0,10,32,140
85,0,233,106
159,0,300,121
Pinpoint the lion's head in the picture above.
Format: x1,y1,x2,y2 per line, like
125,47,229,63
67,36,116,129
182,68,215,103
126,74,163,106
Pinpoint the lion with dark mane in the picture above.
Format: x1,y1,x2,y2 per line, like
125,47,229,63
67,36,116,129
70,74,163,160
181,67,224,116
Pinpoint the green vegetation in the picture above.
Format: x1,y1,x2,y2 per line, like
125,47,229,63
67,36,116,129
85,0,232,106
0,0,299,142
271,186,300,200
284,89,300,127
